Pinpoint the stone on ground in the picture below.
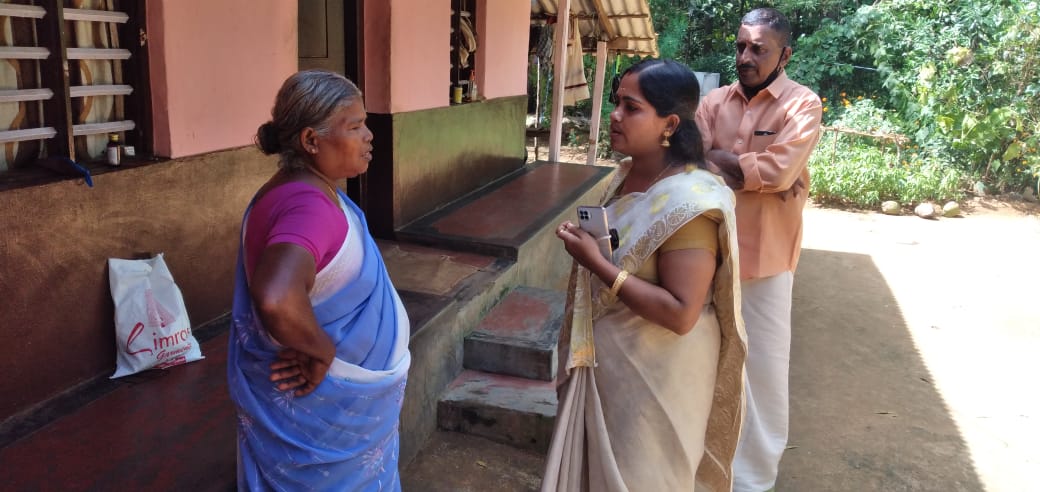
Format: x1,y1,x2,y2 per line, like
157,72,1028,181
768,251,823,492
942,201,961,217
914,202,938,219
881,201,901,215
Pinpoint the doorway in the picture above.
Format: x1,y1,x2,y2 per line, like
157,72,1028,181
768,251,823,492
298,0,366,208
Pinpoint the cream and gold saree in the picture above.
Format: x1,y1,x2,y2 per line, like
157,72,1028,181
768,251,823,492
543,162,746,492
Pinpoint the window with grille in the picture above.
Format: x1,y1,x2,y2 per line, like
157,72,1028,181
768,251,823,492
0,0,149,177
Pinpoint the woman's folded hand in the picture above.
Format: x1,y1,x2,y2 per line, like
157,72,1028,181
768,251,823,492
270,348,331,397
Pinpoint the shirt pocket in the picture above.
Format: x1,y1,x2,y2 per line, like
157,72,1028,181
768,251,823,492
750,131,779,152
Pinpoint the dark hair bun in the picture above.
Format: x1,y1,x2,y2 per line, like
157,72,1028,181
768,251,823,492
256,122,282,155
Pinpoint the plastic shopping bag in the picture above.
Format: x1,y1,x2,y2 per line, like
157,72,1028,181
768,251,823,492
108,253,203,378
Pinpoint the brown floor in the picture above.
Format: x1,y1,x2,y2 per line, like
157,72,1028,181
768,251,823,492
0,334,237,492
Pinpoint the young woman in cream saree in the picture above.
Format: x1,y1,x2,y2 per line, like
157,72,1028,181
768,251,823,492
543,59,747,492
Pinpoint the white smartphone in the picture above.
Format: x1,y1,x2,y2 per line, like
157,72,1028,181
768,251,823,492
577,205,613,260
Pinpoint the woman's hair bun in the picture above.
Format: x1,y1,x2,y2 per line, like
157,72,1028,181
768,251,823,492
256,122,282,155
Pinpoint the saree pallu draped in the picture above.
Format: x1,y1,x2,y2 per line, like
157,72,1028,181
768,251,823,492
542,163,747,492
228,190,410,491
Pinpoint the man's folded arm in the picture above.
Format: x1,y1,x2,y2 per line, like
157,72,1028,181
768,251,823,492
738,101,822,193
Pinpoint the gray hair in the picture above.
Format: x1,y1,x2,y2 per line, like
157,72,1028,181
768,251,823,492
741,8,792,48
256,70,362,171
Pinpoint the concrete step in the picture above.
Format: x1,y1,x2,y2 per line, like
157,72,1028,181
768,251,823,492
464,286,564,381
377,240,519,469
396,161,615,293
397,161,613,260
394,161,613,467
438,370,557,454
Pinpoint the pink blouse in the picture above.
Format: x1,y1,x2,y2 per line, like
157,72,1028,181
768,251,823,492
244,182,348,279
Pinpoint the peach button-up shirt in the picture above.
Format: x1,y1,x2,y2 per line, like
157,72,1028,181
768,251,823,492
695,71,822,280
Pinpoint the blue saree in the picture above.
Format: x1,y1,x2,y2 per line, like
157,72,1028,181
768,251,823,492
228,189,411,491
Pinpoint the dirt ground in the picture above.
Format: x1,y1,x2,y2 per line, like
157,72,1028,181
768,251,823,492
781,197,1040,491
410,147,1040,490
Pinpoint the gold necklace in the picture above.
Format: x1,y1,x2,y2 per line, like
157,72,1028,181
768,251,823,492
636,165,673,193
619,164,674,196
649,164,673,186
305,165,339,199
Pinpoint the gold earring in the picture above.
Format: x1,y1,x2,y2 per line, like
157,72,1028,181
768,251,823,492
661,130,672,148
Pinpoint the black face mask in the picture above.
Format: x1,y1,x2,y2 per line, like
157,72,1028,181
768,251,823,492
609,74,621,105
741,52,786,100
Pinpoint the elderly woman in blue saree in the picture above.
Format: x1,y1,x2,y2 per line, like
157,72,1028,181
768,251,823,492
542,60,747,491
227,70,410,491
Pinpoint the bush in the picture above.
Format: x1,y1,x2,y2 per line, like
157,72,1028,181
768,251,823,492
809,93,967,208
810,137,966,208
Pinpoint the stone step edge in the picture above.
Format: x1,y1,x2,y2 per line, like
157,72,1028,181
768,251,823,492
462,285,565,381
463,335,556,381
436,370,558,454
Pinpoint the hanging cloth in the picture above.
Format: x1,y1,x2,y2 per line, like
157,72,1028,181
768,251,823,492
563,18,590,106
457,16,477,69
537,24,554,62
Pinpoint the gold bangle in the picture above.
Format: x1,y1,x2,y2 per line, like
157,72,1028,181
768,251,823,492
610,270,629,297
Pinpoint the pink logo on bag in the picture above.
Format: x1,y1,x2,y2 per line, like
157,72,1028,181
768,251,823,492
125,288,190,358
146,288,177,328
125,322,153,356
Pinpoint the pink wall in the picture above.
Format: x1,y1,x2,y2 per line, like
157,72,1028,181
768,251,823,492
364,0,449,113
146,0,520,123
390,0,450,113
476,0,530,100
148,0,297,158
368,0,536,114
363,0,449,114
362,0,391,114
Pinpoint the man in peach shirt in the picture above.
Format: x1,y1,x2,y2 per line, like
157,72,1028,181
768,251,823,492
695,8,822,491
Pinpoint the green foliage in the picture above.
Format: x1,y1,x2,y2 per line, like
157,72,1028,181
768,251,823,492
811,97,966,207
787,13,880,99
856,0,1040,193
826,97,902,135
809,140,966,208
675,0,874,77
534,0,1040,200
735,0,1040,201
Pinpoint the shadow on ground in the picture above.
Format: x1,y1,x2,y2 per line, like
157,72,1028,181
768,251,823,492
779,248,983,491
